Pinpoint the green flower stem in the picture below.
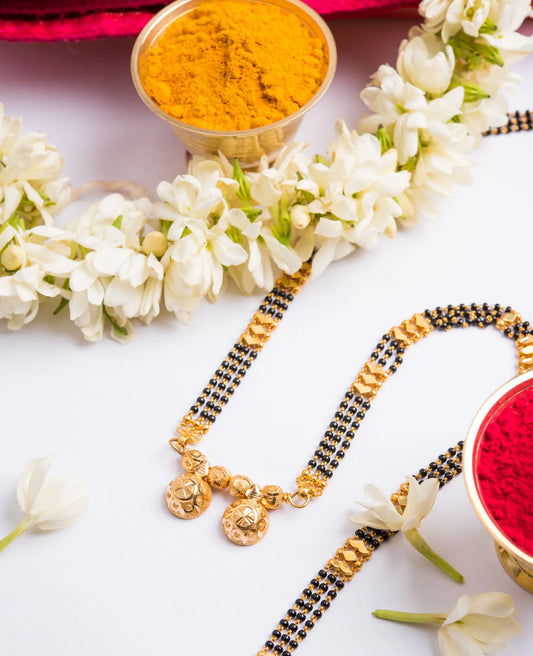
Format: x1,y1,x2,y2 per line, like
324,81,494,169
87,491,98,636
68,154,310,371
373,609,446,624
405,528,464,583
0,518,30,554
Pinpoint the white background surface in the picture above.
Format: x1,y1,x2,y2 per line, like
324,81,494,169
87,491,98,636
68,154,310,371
1,15,533,656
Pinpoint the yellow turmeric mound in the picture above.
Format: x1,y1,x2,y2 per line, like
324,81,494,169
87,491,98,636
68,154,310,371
139,0,326,131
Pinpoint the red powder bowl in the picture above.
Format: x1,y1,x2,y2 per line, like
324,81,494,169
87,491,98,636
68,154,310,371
464,370,533,593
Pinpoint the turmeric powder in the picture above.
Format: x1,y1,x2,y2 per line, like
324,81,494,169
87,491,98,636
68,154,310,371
139,0,326,131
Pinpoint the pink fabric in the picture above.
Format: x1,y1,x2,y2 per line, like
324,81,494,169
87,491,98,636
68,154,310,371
0,0,421,42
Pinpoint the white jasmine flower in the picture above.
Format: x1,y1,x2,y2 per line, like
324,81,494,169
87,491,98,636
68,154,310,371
400,88,474,218
66,194,163,341
290,204,311,230
0,105,70,226
188,155,238,198
0,264,58,329
351,474,463,582
304,123,410,275
359,65,428,164
438,593,522,655
0,223,74,330
248,142,312,206
423,0,533,44
374,592,521,656
225,208,266,293
162,213,247,322
259,224,303,273
444,0,492,40
312,218,356,278
351,474,438,532
0,456,89,554
67,193,151,251
154,161,234,229
459,67,520,139
69,247,163,342
397,31,455,96
419,0,452,33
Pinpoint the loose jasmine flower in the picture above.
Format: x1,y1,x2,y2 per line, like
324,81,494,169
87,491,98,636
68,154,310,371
351,474,464,582
374,592,521,656
0,456,89,554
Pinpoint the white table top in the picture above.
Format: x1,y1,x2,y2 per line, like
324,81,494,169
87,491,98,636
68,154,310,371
1,16,532,656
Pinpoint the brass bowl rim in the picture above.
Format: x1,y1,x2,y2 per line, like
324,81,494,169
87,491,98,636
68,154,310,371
464,369,533,566
130,0,337,137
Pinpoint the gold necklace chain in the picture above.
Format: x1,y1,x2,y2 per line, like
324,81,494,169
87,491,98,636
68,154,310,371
165,112,533,546
166,293,531,545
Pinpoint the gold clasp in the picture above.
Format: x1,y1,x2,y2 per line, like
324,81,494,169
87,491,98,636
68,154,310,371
285,488,311,509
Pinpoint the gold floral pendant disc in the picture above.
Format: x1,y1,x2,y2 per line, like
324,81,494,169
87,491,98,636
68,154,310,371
166,473,212,519
222,499,270,546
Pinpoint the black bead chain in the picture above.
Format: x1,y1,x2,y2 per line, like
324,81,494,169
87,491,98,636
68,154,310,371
300,303,529,495
187,283,300,425
483,110,533,136
257,441,465,656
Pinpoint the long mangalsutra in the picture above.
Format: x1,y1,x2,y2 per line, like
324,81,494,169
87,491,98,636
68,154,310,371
165,112,533,546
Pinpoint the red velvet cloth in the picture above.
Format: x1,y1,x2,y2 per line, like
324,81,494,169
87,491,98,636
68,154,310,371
0,0,420,41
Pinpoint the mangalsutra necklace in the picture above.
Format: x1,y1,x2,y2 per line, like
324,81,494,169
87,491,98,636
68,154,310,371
165,112,533,547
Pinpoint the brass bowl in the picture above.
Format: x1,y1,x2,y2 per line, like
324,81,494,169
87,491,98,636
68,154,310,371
131,0,337,167
464,370,533,593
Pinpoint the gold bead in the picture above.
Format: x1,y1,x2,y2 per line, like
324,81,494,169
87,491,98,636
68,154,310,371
181,449,209,477
228,474,253,498
206,465,231,490
142,230,167,258
261,485,284,510
222,499,270,546
166,473,212,519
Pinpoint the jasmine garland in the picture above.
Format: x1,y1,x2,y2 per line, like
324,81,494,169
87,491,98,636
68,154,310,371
1,0,532,341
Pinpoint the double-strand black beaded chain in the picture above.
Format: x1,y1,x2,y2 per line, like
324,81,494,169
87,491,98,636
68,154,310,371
256,304,533,655
257,440,465,656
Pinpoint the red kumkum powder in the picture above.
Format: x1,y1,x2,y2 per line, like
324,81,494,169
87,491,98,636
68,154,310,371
476,385,533,555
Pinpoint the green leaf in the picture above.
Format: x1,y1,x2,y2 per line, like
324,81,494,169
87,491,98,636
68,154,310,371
270,196,291,247
53,297,69,316
233,158,252,204
242,207,262,221
103,306,129,337
462,83,491,103
112,215,123,229
400,156,417,172
53,280,71,315
376,125,393,154
476,42,504,67
226,226,243,244
159,219,172,238
479,18,498,34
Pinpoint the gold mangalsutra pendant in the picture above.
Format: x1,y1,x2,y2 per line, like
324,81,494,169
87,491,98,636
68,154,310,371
166,473,212,519
167,445,303,544
222,499,270,546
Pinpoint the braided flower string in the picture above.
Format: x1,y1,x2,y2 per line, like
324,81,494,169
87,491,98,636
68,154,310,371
1,0,532,341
